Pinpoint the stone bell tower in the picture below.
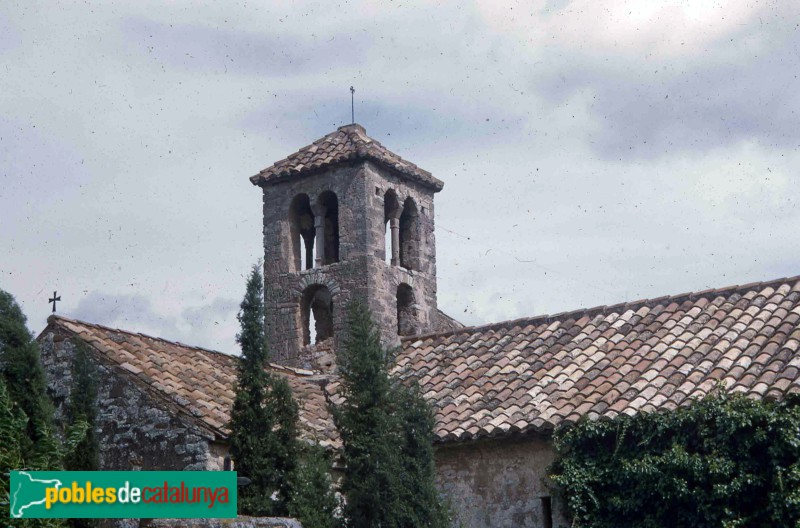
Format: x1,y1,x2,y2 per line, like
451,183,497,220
250,124,449,370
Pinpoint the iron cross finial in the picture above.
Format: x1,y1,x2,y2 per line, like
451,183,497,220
49,291,61,313
350,86,355,124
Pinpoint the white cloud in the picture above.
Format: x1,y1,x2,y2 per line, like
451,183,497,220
687,142,794,218
477,0,768,59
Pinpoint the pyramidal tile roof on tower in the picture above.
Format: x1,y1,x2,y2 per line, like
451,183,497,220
249,123,444,191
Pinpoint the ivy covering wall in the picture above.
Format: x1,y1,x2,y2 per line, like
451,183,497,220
549,390,800,528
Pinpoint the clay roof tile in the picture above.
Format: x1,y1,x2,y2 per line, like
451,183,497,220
46,275,800,447
395,275,800,442
45,316,340,449
250,124,443,191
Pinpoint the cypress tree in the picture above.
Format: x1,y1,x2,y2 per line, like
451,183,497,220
0,376,25,520
0,377,76,528
288,442,340,528
228,264,299,516
0,289,53,450
394,382,450,527
334,302,448,528
334,302,403,527
63,339,99,528
0,291,72,527
269,373,300,511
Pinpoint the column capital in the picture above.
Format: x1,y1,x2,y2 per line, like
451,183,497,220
310,202,327,217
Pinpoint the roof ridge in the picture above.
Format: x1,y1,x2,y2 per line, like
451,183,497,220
46,315,224,439
249,124,443,190
47,315,324,378
44,317,340,447
48,314,235,360
404,273,800,343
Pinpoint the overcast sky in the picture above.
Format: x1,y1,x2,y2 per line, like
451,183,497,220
2,0,799,354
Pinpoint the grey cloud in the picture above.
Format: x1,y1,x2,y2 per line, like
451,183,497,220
70,292,242,353
71,292,180,337
238,92,529,162
117,16,372,77
0,12,20,55
181,297,238,329
533,17,800,159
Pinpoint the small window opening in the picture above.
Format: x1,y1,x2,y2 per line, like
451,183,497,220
396,283,417,336
384,222,392,264
289,194,315,271
318,191,339,265
301,285,333,346
541,497,553,528
384,189,400,265
223,456,232,471
309,309,317,344
399,197,420,271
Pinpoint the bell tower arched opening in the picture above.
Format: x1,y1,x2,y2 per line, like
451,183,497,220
384,189,400,265
300,285,334,346
399,197,420,271
318,191,340,266
397,283,417,336
289,194,315,271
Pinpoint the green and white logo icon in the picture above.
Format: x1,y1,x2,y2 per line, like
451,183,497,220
10,471,64,518
9,471,237,519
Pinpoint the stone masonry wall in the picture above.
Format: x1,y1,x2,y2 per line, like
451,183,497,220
260,160,441,368
39,329,223,471
362,161,439,347
435,435,569,528
261,164,363,368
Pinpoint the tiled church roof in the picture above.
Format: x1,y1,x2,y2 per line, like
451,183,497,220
43,276,800,448
394,276,800,443
44,316,340,449
249,124,444,191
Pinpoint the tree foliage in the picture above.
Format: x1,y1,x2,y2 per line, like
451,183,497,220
0,289,80,527
550,390,800,528
61,340,100,528
288,442,340,528
0,290,53,452
394,382,449,527
333,302,449,528
228,265,299,516
229,265,340,527
0,289,65,470
63,340,99,472
0,375,27,520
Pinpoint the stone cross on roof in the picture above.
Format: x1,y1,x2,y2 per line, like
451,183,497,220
48,291,61,313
